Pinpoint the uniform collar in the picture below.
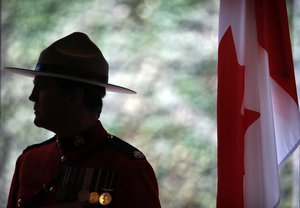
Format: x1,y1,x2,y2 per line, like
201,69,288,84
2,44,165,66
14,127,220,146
56,121,107,151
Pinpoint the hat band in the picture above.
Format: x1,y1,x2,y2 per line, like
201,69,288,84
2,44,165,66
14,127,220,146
35,64,108,83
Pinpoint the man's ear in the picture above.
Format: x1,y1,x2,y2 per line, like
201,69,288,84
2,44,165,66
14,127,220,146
67,87,84,109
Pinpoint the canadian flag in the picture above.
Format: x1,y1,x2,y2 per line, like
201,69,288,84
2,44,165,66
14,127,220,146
217,0,300,207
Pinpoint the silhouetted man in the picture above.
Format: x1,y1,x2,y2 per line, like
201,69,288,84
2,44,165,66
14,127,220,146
5,32,161,208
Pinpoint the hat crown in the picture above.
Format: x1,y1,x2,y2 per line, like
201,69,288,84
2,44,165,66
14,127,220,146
37,32,109,78
4,32,136,94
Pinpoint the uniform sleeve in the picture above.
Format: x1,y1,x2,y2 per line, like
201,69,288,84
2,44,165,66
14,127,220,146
7,156,22,208
114,159,161,208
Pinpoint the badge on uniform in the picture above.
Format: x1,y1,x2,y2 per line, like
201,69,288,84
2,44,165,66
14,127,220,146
58,166,115,206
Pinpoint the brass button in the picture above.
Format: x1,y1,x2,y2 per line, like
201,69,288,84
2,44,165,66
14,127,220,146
17,198,22,207
49,186,56,194
60,155,67,162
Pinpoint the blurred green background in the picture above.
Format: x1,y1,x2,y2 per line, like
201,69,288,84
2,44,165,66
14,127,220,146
0,0,299,207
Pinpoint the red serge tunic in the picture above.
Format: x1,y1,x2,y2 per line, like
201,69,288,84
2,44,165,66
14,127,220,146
7,121,161,208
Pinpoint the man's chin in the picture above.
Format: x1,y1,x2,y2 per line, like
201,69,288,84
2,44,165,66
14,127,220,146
33,118,44,128
33,118,54,132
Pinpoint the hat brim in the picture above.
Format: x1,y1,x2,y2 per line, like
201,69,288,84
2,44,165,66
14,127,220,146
4,67,136,94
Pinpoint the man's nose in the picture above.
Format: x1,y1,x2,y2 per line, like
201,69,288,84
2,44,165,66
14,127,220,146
28,88,36,102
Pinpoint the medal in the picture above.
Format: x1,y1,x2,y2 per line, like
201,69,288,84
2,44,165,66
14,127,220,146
88,192,99,204
77,168,94,202
77,189,89,202
99,192,112,206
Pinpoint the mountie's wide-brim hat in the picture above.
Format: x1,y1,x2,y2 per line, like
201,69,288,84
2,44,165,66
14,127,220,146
4,32,136,94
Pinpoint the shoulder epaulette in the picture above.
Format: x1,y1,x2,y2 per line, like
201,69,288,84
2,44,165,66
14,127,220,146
22,136,56,154
109,135,146,160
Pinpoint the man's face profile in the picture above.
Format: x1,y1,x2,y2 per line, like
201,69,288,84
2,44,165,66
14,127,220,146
28,76,70,131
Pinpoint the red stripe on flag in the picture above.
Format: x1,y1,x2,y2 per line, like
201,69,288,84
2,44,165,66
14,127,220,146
255,0,298,104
